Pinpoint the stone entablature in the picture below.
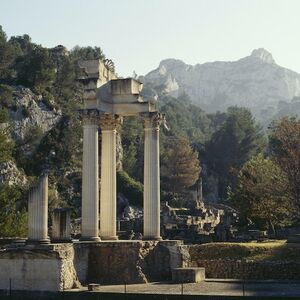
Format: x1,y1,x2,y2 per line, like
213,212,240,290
78,59,164,241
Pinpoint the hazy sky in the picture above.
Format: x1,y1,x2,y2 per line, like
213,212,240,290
1,0,300,77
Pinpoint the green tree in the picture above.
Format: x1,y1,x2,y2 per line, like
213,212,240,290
0,184,27,237
0,84,14,107
15,45,55,90
0,26,20,82
0,107,9,123
160,95,211,145
161,136,201,194
70,46,105,60
269,117,300,210
229,155,292,233
0,130,14,163
206,107,265,200
117,171,143,207
121,116,144,181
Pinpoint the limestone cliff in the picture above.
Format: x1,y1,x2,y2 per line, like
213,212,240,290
0,161,27,186
144,49,300,123
8,86,62,142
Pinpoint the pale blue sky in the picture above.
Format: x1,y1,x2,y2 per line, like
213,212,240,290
1,0,300,77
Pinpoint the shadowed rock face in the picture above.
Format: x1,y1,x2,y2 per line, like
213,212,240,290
144,49,300,123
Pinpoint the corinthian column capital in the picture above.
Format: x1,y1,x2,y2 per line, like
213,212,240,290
99,114,122,131
142,112,164,130
80,109,100,126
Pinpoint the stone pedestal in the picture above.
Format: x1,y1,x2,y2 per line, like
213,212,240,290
81,109,100,241
99,114,120,240
28,175,50,244
143,113,162,240
0,244,79,291
51,208,72,242
172,267,205,283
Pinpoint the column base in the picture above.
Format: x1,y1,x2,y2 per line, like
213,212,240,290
101,236,118,241
80,236,101,242
143,236,162,241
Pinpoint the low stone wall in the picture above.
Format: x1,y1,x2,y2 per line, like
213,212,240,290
193,259,300,280
0,240,190,291
74,240,190,284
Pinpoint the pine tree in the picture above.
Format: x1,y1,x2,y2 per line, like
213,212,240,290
205,107,265,200
161,136,201,194
269,117,300,210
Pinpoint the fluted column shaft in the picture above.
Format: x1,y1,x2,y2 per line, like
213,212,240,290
28,175,49,244
100,114,120,240
81,109,100,241
143,113,162,240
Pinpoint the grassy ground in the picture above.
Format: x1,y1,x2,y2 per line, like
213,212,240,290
189,240,300,262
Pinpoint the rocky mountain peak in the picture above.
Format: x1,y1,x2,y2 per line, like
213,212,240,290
250,48,275,64
158,58,186,70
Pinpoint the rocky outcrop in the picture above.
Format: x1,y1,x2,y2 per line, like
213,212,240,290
144,49,300,123
8,86,62,142
0,161,27,186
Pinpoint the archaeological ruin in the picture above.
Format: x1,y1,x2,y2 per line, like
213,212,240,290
78,59,164,241
0,59,197,292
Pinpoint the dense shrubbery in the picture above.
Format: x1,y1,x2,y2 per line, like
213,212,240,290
117,171,143,207
0,184,28,237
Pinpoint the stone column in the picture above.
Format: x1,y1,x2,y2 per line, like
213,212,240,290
143,112,162,240
99,114,120,240
51,208,72,242
81,109,100,241
28,175,50,244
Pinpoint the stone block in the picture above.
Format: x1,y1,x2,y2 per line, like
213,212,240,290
172,267,205,283
0,244,80,291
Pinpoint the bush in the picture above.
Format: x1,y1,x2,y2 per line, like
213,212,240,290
0,84,13,108
0,107,9,123
42,90,56,111
0,184,27,237
117,171,143,207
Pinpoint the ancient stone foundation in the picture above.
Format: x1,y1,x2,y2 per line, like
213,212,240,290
74,240,190,285
0,244,80,291
0,240,190,291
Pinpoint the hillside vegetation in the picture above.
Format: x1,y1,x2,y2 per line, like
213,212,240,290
0,25,300,237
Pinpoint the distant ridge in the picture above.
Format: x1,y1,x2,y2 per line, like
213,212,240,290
144,49,300,124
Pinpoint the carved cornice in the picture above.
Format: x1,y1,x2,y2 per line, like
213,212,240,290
99,114,122,131
80,109,100,126
142,112,164,130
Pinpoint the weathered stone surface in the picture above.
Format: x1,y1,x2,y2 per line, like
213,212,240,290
9,86,62,142
172,267,205,283
74,240,190,285
0,161,27,186
0,244,80,291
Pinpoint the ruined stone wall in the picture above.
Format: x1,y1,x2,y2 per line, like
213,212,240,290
0,240,190,291
0,244,80,291
192,259,300,280
74,240,190,284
